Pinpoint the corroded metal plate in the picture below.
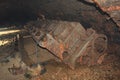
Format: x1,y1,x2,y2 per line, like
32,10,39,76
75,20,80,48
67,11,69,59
93,0,120,27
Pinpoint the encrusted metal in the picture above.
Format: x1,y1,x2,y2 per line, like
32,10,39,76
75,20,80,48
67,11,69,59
92,0,120,27
24,20,107,69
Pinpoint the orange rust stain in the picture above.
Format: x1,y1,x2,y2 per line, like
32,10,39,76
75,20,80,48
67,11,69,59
92,0,103,9
92,0,120,11
97,53,107,64
102,6,120,11
43,41,47,47
79,56,83,63
59,43,65,60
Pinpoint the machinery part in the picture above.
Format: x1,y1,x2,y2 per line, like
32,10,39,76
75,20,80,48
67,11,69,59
24,20,107,69
63,29,95,69
92,0,120,27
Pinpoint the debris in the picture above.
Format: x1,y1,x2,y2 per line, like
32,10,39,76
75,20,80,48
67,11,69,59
8,64,24,75
25,64,46,78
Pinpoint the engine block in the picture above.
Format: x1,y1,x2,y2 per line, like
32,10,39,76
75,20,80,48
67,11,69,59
24,20,107,69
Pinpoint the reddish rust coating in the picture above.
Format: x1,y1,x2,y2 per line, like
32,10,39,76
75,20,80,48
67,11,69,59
92,0,120,27
101,6,120,11
25,20,107,69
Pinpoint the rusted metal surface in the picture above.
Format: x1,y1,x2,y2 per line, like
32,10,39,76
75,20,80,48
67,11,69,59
92,0,120,27
25,20,107,69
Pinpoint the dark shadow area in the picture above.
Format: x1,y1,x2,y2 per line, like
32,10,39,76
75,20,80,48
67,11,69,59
0,0,119,45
